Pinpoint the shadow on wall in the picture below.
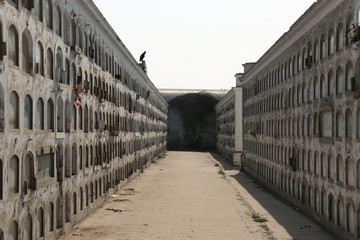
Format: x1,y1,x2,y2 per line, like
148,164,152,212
168,92,218,151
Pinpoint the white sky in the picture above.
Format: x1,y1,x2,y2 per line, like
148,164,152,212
93,0,316,90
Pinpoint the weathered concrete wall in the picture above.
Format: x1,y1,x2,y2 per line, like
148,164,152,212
241,1,360,239
0,0,168,239
215,87,243,166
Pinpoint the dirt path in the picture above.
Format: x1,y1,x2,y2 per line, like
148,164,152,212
60,151,336,240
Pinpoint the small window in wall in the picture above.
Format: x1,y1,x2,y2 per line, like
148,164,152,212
346,157,354,186
79,145,83,170
314,40,319,63
55,51,63,83
336,67,344,94
328,30,335,55
8,25,19,66
347,204,356,234
328,153,334,179
37,153,54,179
328,70,334,96
36,42,44,75
9,91,19,129
57,98,63,132
9,221,18,240
320,75,326,98
357,160,360,189
72,105,77,131
38,207,44,238
73,192,77,215
321,153,326,177
24,213,32,240
65,100,70,132
337,155,344,183
46,48,53,79
45,0,52,29
72,144,77,175
80,187,83,210
336,24,344,51
345,62,354,91
22,30,33,74
357,110,360,139
24,95,33,130
47,98,54,131
9,155,19,194
36,98,44,130
314,77,319,99
49,202,54,232
345,109,353,138
320,111,332,137
336,111,344,137
37,0,43,21
24,153,35,190
0,159,2,199
337,199,345,228
328,194,335,221
320,35,326,59
65,59,69,85
78,105,83,130
55,6,61,36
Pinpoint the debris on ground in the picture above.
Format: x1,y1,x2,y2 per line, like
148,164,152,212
105,208,131,213
119,188,138,195
113,199,130,202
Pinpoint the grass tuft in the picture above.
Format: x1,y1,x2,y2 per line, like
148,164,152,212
252,213,268,222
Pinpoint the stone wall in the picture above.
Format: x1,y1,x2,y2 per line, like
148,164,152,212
241,1,360,239
0,0,168,239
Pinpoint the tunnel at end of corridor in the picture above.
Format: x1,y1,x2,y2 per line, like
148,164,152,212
168,92,218,151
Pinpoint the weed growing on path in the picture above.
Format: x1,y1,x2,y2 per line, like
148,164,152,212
252,213,268,223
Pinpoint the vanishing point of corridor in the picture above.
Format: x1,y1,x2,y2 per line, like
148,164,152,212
61,151,335,240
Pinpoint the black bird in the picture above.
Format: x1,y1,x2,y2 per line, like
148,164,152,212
139,51,146,62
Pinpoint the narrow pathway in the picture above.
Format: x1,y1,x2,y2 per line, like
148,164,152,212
61,151,336,240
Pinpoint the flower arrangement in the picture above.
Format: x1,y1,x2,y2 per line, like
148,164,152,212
346,23,360,45
73,83,88,106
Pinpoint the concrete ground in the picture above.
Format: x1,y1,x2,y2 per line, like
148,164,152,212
60,151,336,240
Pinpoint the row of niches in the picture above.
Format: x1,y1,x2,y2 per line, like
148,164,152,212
0,147,166,240
217,112,235,124
243,59,360,117
216,101,234,116
243,6,360,102
1,1,167,113
217,125,235,135
244,139,360,190
2,90,167,133
243,157,358,235
216,138,235,148
0,138,167,201
244,106,360,139
3,30,164,116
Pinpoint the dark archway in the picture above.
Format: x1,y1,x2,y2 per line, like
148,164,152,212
168,93,218,151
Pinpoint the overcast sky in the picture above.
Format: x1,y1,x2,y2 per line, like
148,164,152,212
93,0,316,90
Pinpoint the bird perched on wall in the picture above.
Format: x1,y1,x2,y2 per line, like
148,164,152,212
139,51,146,62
